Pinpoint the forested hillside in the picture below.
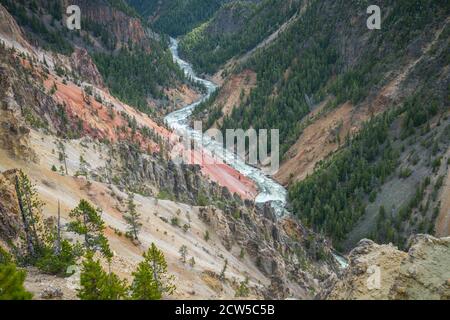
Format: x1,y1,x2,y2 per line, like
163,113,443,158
205,0,449,155
0,0,337,300
290,95,449,250
127,0,225,36
0,0,449,301
193,0,450,250
0,0,188,115
179,0,298,74
92,48,184,113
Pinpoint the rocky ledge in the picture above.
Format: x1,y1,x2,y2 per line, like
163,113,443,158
319,235,450,300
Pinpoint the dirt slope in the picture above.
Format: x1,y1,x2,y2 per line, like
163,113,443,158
0,148,269,299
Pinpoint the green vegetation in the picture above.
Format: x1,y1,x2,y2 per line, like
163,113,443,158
77,242,176,300
0,248,32,300
77,251,129,300
0,171,85,298
127,0,223,36
235,277,250,297
0,0,189,116
170,216,180,227
196,191,209,206
157,189,176,201
219,259,228,281
0,262,32,300
0,0,73,54
371,145,448,245
179,0,297,74
9,172,176,300
215,0,340,155
289,83,448,250
203,230,210,242
93,48,183,115
123,193,142,241
130,243,176,300
67,200,112,260
178,245,188,264
35,240,81,276
107,0,140,18
205,0,449,157
14,171,81,274
289,113,399,248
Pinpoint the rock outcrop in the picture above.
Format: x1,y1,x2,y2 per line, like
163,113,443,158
109,142,229,205
70,48,106,89
73,0,153,51
320,236,450,300
0,169,22,245
0,4,31,51
0,57,36,162
0,107,35,161
205,1,258,37
198,202,338,299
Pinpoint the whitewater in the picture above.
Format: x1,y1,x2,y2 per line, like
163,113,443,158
165,38,288,217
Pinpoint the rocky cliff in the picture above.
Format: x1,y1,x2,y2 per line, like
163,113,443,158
72,0,152,51
0,1,340,300
199,203,339,299
320,235,450,300
0,3,31,51
0,169,22,248
70,47,106,89
95,141,339,298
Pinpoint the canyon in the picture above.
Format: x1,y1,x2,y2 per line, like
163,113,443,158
0,1,336,300
0,0,449,301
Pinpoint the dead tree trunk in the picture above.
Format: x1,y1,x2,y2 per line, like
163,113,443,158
83,212,89,248
63,153,68,175
153,259,160,293
54,200,61,255
15,175,35,258
24,189,41,252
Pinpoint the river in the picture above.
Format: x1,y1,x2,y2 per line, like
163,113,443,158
165,38,349,268
165,38,288,217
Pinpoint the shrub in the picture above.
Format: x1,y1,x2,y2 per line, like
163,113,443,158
36,240,81,276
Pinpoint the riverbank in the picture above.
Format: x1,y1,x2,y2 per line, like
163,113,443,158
165,38,289,216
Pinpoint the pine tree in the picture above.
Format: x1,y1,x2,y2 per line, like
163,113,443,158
67,200,110,258
78,155,88,177
15,170,46,261
0,263,33,300
12,172,79,274
0,247,32,300
235,277,250,298
219,259,228,282
55,201,62,255
178,245,187,264
123,192,142,241
57,141,68,175
77,252,128,300
130,243,175,300
239,248,245,259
